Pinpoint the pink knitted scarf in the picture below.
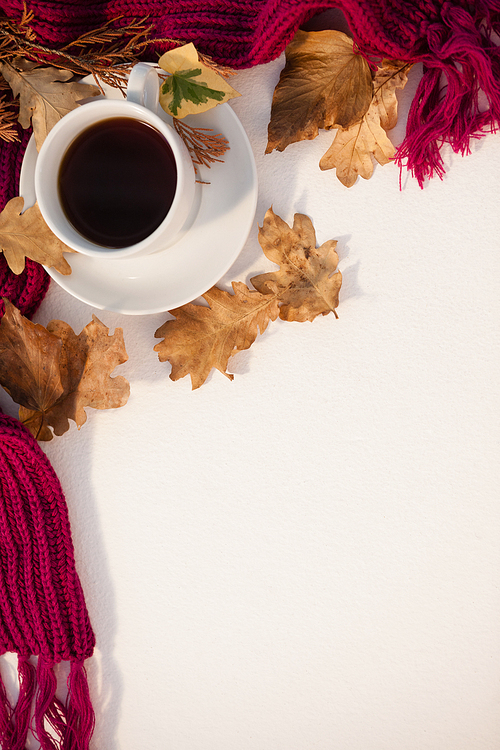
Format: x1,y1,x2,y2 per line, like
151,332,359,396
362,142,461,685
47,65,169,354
0,412,95,750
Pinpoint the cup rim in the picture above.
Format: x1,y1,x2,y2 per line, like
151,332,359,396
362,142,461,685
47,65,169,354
35,99,195,259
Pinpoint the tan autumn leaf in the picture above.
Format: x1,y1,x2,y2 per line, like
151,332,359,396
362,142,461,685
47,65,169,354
372,60,412,132
158,42,240,119
265,29,372,153
0,61,100,149
0,300,130,440
0,196,74,275
154,281,280,389
251,208,342,322
0,298,64,418
319,59,411,187
319,101,395,187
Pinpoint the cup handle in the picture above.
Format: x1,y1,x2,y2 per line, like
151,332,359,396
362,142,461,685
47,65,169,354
126,63,159,114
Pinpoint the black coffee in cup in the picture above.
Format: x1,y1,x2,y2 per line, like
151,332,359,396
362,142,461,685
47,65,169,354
58,117,177,248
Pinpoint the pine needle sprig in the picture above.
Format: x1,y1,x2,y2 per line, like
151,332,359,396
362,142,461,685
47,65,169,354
197,52,236,80
0,8,231,168
0,6,36,58
0,10,182,92
55,16,181,91
172,119,230,172
0,95,18,142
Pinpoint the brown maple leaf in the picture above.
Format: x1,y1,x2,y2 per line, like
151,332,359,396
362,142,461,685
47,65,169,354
0,60,100,149
0,299,130,440
266,29,372,154
154,282,280,389
251,208,342,322
319,60,411,187
0,196,74,275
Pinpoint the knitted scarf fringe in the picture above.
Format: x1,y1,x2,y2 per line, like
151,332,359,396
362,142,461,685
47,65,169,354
0,656,94,750
392,0,500,185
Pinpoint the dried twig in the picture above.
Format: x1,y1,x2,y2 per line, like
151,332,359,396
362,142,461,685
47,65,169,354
0,9,231,169
197,52,236,79
0,95,18,141
0,6,36,56
0,10,181,92
172,118,229,171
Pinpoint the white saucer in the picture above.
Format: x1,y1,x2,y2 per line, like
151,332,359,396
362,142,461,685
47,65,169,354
19,76,258,315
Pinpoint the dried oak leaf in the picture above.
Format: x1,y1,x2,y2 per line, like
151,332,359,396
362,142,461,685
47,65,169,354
319,102,395,186
319,60,411,187
0,299,130,440
266,29,372,153
0,60,100,150
372,60,412,131
251,208,342,322
154,282,280,390
0,196,74,275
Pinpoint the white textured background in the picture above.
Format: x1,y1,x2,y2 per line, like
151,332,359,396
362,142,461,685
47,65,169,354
1,16,500,750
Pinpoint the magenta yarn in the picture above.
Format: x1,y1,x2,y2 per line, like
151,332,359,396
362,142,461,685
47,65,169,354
0,412,95,750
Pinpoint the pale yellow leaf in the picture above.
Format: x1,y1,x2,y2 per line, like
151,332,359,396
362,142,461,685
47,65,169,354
158,43,240,118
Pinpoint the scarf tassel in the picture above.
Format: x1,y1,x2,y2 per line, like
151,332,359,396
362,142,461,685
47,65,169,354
394,1,500,186
0,656,94,750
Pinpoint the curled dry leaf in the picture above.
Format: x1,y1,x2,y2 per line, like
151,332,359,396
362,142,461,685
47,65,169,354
154,208,342,389
251,208,342,322
0,299,130,440
154,282,280,389
0,299,64,422
319,60,411,187
372,60,412,131
319,102,395,187
158,43,240,119
0,196,74,275
0,60,100,149
266,29,372,153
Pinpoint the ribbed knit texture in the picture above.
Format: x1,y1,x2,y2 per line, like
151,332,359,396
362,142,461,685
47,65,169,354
1,0,499,188
0,412,95,750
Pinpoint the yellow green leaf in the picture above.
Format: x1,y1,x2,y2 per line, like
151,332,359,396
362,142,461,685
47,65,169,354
158,43,240,118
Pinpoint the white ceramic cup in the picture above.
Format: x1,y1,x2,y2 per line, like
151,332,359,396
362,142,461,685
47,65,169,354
35,63,196,259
